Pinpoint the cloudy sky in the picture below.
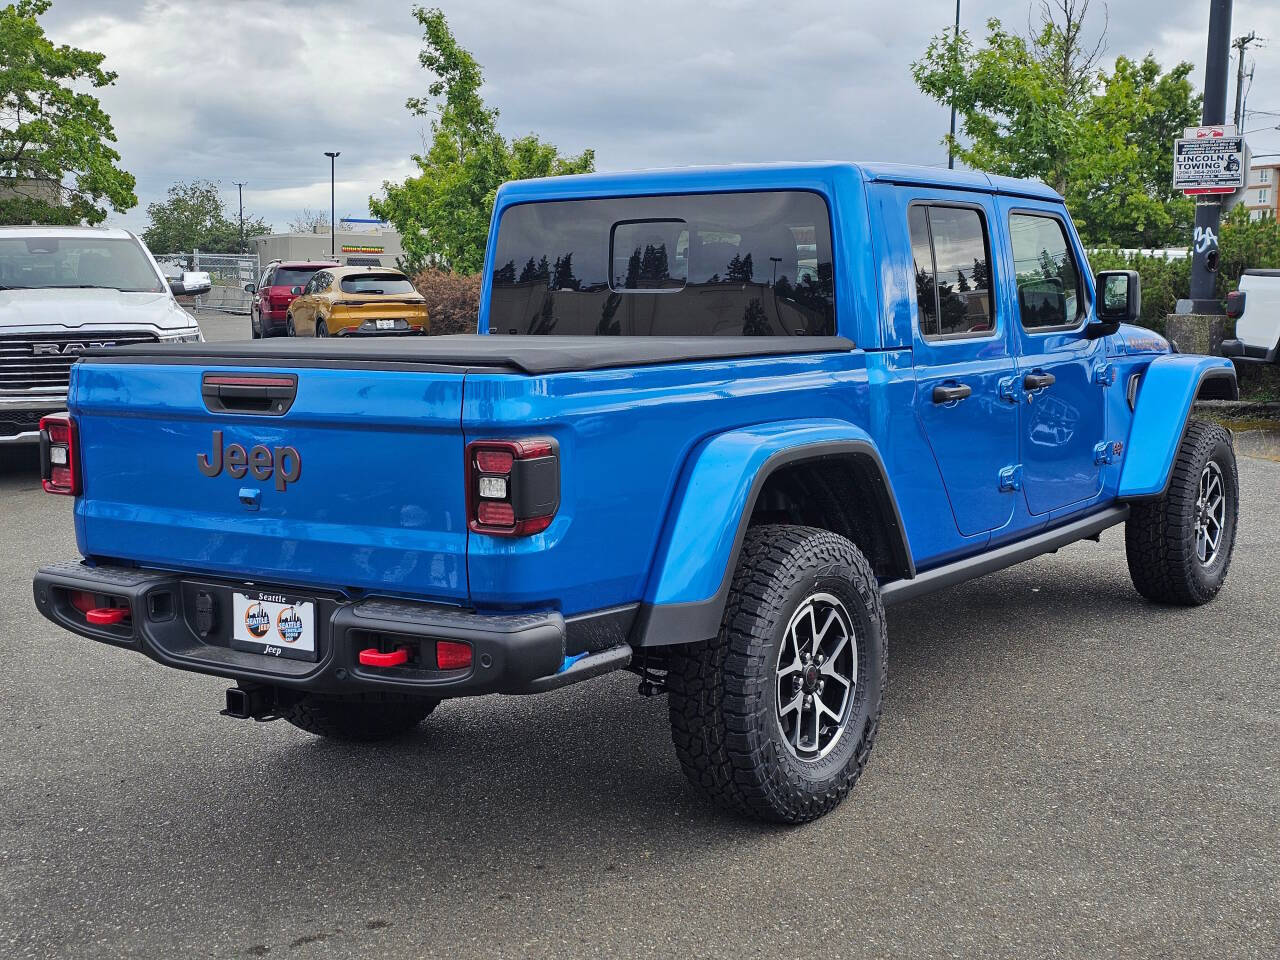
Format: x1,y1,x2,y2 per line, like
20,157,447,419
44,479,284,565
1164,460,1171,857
40,0,1280,234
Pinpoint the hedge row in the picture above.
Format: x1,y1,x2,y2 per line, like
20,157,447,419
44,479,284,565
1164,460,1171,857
1090,209,1280,336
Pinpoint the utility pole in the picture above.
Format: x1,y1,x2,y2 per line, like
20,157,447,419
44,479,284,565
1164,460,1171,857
1232,31,1259,127
1188,0,1233,314
948,0,960,170
233,181,246,254
324,151,340,258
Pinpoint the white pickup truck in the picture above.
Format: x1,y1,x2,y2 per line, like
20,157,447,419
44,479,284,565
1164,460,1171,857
1223,269,1280,364
0,226,209,443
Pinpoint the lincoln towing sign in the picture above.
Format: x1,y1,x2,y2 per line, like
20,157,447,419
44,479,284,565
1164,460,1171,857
1173,124,1245,196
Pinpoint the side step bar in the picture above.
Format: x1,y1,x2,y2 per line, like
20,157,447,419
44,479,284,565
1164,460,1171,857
880,505,1130,607
517,644,633,695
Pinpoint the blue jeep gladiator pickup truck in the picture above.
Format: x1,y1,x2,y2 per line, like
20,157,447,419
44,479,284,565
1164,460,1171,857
33,163,1240,823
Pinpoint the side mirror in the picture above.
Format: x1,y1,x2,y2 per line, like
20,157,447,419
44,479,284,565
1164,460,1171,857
169,270,212,296
1086,269,1140,338
290,285,303,296
243,282,256,294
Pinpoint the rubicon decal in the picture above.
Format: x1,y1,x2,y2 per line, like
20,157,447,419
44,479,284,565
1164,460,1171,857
197,430,301,491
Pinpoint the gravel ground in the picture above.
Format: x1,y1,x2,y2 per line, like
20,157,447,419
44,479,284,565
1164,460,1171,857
0,320,1276,959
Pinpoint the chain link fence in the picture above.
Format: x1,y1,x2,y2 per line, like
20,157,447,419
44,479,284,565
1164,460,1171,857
155,251,259,315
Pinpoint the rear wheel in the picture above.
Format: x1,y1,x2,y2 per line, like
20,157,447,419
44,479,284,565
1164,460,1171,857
281,692,437,742
667,524,886,823
1125,419,1239,605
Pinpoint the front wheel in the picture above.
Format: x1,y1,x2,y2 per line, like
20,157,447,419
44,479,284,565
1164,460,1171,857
285,315,296,337
281,692,437,742
1125,419,1239,605
315,318,328,337
667,525,886,823
250,308,261,339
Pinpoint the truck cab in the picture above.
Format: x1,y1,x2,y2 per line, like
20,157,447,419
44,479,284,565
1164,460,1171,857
34,163,1240,823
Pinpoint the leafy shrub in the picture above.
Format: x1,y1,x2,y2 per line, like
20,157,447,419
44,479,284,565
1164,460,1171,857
1090,209,1280,335
411,268,482,336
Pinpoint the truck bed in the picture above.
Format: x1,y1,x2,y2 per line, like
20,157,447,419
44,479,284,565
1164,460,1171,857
84,334,856,375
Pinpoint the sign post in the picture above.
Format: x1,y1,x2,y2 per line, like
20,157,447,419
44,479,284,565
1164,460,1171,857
1181,0,1234,318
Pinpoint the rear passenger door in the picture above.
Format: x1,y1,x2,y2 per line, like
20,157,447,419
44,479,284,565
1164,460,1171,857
998,201,1106,515
907,195,1019,537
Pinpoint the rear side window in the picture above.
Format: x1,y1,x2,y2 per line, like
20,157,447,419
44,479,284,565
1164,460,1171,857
489,191,835,336
1009,213,1083,330
340,273,415,295
272,267,318,289
907,204,994,339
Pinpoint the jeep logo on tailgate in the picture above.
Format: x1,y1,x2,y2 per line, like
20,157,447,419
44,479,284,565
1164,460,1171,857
198,430,301,491
32,341,116,355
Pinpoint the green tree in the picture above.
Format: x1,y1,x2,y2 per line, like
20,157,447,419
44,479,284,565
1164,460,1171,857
370,7,593,273
0,0,136,225
141,179,269,254
912,0,1199,248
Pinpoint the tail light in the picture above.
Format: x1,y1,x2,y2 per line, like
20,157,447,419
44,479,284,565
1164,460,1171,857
465,437,559,536
1225,290,1245,319
39,413,79,495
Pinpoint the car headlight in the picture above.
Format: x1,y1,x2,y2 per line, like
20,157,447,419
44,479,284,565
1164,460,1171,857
158,327,204,344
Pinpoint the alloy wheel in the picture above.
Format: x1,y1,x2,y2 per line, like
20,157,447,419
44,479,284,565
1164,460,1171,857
1194,460,1227,566
775,592,858,761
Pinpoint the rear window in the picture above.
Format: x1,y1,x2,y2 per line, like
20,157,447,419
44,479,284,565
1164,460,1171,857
339,273,416,295
489,191,835,336
272,267,321,289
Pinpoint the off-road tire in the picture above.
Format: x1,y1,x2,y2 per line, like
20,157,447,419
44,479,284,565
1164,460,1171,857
667,524,887,823
1125,419,1239,606
281,692,437,742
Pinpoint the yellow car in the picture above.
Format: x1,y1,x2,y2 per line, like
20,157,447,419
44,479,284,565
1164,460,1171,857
285,266,429,337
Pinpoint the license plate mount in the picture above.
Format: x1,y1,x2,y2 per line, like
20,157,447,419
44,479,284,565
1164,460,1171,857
231,591,317,661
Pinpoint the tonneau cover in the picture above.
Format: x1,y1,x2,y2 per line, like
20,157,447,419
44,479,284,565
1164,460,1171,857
84,334,856,375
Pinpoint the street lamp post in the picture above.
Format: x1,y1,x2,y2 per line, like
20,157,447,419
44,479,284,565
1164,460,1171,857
948,0,960,170
323,151,340,259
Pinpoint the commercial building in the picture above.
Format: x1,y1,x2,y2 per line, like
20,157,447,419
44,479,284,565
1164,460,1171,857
249,218,406,267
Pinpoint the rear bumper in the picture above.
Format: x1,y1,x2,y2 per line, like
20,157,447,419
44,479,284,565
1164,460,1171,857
1221,339,1277,363
32,561,629,697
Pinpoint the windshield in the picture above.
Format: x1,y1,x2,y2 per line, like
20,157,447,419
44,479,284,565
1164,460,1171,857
0,236,164,292
488,191,835,336
339,274,416,295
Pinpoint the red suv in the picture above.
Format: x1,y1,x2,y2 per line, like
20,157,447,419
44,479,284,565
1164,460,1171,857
246,261,339,338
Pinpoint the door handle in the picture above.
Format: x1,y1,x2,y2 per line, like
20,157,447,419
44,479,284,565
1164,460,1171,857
1023,372,1056,391
932,383,973,404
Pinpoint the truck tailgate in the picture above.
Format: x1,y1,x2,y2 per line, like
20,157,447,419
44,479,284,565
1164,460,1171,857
70,360,469,601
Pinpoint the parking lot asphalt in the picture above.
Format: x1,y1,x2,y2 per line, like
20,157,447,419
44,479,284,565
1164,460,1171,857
1,313,1277,959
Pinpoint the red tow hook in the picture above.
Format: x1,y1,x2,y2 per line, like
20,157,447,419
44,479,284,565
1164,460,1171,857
358,646,409,668
85,607,130,626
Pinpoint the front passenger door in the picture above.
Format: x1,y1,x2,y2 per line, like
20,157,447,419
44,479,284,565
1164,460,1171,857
1001,205,1107,515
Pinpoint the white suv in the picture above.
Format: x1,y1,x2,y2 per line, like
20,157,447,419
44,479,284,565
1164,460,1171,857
1223,269,1280,364
0,226,208,443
